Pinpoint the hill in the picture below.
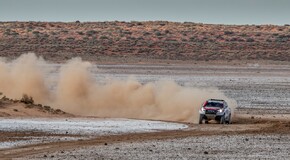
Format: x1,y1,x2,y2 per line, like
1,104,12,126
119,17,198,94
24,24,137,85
0,21,290,62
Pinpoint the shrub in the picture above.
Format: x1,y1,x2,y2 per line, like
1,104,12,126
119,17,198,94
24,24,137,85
255,33,261,37
86,30,97,36
224,31,234,35
61,30,69,34
44,105,51,111
189,36,196,41
20,94,34,104
155,31,162,36
143,32,150,36
77,31,84,35
123,31,132,35
164,30,170,34
246,38,255,42
99,35,108,39
32,31,40,35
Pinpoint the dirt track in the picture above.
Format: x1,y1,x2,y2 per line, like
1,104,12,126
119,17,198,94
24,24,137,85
0,115,290,159
0,63,290,159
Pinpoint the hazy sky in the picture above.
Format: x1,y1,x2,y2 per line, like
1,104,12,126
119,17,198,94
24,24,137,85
0,0,289,25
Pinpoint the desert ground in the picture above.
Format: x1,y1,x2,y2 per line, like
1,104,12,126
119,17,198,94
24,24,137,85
0,62,290,159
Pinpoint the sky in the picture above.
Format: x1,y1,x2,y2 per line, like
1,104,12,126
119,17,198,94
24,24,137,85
0,0,289,25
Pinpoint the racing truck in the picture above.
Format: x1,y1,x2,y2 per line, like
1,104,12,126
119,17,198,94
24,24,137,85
199,99,231,124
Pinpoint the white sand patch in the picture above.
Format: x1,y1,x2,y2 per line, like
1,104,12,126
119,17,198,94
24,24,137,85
0,118,187,135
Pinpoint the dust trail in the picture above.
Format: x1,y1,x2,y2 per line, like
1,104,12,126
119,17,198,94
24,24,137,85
0,53,50,103
0,53,237,123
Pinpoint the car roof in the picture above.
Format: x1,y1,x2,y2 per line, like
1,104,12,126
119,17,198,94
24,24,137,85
207,99,225,103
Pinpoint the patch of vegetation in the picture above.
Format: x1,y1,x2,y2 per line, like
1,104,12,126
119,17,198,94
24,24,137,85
155,31,162,36
224,31,234,35
20,94,34,104
86,30,97,36
99,35,108,39
246,38,255,42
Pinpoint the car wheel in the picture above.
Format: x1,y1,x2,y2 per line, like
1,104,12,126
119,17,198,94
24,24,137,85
199,115,203,124
220,115,226,124
226,114,231,124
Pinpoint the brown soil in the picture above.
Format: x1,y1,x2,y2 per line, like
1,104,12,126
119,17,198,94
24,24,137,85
0,96,71,117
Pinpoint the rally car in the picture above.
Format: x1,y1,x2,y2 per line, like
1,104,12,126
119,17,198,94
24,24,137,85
199,99,231,124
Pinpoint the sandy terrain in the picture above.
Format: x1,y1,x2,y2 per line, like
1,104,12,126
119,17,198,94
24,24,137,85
0,63,289,159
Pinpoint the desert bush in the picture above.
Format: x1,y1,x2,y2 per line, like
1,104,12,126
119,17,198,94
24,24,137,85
20,94,34,104
99,35,108,39
55,109,62,112
246,38,255,42
77,31,84,35
224,31,234,35
164,30,170,34
230,37,238,41
276,34,290,42
255,33,261,37
51,31,57,35
155,31,162,36
61,30,69,34
278,34,290,39
32,31,39,34
4,29,19,36
240,33,248,37
143,32,150,36
66,37,75,42
44,105,51,110
123,31,132,35
189,36,196,41
136,22,142,26
86,30,97,36
266,39,272,42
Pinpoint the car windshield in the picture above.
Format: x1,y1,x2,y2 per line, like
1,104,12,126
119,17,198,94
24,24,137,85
205,102,224,108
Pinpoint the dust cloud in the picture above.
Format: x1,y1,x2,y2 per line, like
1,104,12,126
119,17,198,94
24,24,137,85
0,53,236,123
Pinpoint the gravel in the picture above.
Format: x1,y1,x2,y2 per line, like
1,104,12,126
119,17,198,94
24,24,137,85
28,134,290,159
